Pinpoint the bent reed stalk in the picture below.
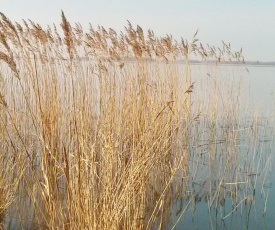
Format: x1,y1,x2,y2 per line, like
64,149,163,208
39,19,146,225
0,11,249,229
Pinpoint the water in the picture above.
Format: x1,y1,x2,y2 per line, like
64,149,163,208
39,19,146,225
2,61,275,229
169,63,275,230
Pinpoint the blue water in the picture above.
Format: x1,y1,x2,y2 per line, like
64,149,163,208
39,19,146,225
169,64,275,230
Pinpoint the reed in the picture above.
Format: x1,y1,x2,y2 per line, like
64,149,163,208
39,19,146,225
0,11,269,230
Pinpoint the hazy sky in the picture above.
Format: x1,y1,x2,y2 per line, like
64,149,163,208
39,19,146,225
1,0,275,61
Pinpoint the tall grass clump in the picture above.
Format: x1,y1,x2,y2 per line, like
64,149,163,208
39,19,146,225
0,11,248,229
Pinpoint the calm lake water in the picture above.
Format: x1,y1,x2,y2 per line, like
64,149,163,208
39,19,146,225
3,62,275,229
169,63,275,230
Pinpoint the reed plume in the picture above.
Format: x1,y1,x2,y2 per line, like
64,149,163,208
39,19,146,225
0,11,251,230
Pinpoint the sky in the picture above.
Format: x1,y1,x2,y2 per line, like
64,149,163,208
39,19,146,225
0,0,275,61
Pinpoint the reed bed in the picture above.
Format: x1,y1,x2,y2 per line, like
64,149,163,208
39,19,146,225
0,11,270,230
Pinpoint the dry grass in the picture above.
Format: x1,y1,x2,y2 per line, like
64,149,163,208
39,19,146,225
0,11,263,230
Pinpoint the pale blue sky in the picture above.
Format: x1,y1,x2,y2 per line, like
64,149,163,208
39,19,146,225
1,0,275,61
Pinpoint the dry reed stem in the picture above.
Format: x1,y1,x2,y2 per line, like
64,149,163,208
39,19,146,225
0,51,19,78
0,11,252,230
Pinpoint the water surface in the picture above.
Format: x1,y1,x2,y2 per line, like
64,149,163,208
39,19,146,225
170,63,275,230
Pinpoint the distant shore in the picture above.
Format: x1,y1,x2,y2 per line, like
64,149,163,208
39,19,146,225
189,60,275,67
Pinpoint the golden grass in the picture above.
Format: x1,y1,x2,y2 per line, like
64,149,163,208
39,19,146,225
0,11,267,230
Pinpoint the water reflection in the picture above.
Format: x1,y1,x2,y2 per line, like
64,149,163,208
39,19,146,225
168,64,275,229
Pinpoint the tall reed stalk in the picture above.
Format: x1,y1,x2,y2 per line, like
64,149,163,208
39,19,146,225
0,11,249,229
